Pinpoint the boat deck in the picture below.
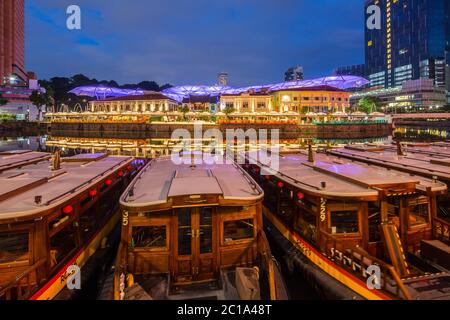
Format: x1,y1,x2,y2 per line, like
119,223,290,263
121,155,263,208
248,151,446,198
0,152,133,220
330,147,450,182
126,269,246,300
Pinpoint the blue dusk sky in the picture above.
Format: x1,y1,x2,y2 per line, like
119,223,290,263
25,0,365,87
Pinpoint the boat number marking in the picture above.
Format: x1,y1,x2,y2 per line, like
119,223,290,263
122,211,129,226
320,198,327,222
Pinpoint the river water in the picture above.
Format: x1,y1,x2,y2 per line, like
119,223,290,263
1,126,447,155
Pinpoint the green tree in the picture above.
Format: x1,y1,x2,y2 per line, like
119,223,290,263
30,86,55,121
223,105,235,119
177,105,190,121
358,96,380,114
0,93,7,107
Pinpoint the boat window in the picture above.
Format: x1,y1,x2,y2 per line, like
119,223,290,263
50,223,77,268
178,208,192,256
298,196,318,213
437,197,450,221
80,207,98,242
199,207,213,254
409,200,430,227
387,198,401,228
224,219,254,242
330,211,359,234
295,209,317,245
0,232,29,264
279,189,296,227
368,202,381,242
131,226,166,248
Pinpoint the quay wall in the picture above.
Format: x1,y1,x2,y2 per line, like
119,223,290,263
49,122,392,140
0,121,49,136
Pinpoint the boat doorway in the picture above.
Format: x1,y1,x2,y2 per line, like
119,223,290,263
174,207,215,284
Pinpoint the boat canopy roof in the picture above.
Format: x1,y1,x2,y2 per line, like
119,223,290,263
121,155,263,208
0,152,133,221
248,151,447,199
331,146,450,182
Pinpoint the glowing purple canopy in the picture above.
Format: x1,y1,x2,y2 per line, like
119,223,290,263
161,85,232,102
163,76,369,102
69,76,369,102
69,85,146,100
268,76,370,91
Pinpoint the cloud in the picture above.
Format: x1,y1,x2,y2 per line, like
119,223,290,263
25,0,365,86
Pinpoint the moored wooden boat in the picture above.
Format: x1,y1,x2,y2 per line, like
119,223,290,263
0,151,136,300
112,153,287,300
240,149,450,300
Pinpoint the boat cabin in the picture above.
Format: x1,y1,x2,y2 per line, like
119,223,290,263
0,152,135,300
242,150,450,299
115,154,286,300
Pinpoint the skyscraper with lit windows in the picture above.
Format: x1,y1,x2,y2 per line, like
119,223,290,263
0,0,27,85
365,0,450,90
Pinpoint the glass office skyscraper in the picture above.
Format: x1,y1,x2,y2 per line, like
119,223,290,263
365,0,450,90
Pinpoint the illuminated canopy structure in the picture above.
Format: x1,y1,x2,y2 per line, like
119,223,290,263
68,76,369,103
162,76,369,102
69,85,146,100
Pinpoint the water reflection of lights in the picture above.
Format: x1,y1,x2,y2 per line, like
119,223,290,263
41,135,391,158
394,127,449,140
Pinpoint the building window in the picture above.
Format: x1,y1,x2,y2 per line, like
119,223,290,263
242,102,249,109
257,102,266,109
225,102,234,109
224,219,254,242
0,231,29,264
131,226,167,248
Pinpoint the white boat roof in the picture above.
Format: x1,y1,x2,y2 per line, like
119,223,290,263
0,151,51,172
331,147,450,182
248,151,446,198
121,155,263,208
0,152,133,221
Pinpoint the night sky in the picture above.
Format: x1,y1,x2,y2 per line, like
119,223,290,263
26,0,365,87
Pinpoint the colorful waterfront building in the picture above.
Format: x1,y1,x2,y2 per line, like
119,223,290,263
89,92,179,114
270,85,350,114
46,76,368,123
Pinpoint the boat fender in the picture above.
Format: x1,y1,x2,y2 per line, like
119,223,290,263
253,267,260,281
101,237,108,249
127,273,135,288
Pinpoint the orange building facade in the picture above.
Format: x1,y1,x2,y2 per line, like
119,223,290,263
0,0,27,84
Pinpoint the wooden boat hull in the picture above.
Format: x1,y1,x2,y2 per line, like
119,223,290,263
263,207,393,300
29,210,121,300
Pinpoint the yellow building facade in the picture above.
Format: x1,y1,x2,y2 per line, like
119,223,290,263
219,87,350,114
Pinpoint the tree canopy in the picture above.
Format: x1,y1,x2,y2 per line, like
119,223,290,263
357,96,381,114
39,74,173,111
